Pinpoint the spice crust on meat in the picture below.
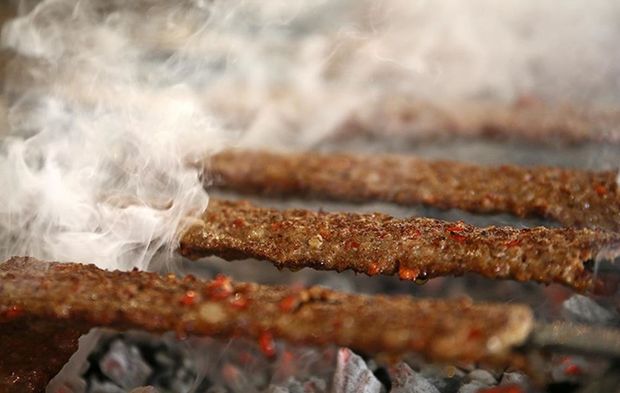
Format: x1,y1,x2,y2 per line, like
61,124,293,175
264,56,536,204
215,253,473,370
209,150,620,231
180,199,619,292
0,257,534,392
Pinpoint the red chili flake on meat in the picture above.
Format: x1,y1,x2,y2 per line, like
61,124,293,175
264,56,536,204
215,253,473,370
564,363,583,376
259,331,277,358
279,294,298,313
319,228,332,240
446,223,464,232
467,327,482,340
398,266,419,280
505,238,521,247
344,239,360,250
230,293,249,309
477,385,523,393
367,262,381,276
232,218,245,228
207,274,233,300
180,290,197,306
450,233,467,243
595,184,607,197
3,305,23,320
270,221,283,231
447,223,467,242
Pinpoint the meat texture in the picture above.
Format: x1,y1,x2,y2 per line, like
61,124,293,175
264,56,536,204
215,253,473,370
337,98,620,145
209,150,620,231
0,257,534,392
180,199,619,292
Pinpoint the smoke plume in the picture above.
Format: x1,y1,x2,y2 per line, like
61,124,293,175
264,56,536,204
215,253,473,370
1,0,619,271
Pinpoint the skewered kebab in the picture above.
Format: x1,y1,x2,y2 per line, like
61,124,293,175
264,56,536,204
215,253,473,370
3,258,620,393
337,98,620,145
208,150,620,231
180,199,619,292
0,257,535,393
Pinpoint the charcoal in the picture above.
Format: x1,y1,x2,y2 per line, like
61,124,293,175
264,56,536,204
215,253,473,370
89,380,126,393
551,356,588,382
499,372,529,387
331,349,383,393
389,363,440,393
130,387,160,393
271,346,337,386
220,363,256,393
302,377,327,393
467,369,496,386
205,386,229,393
99,339,152,389
417,365,465,393
283,378,305,393
562,295,618,326
267,387,290,393
270,377,328,393
456,381,489,393
82,333,200,393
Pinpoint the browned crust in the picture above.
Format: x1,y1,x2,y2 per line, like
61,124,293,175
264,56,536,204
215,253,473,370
0,257,534,390
0,318,88,393
209,150,620,231
179,199,619,292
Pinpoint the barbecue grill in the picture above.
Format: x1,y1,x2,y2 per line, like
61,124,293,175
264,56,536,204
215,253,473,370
1,1,620,393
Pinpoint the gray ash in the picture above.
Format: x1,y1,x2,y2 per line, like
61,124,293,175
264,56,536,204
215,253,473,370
83,333,197,393
78,333,534,393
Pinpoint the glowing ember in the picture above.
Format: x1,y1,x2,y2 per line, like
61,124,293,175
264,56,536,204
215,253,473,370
564,363,583,376
478,385,524,393
259,331,277,358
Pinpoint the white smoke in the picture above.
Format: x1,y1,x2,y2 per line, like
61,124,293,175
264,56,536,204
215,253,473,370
0,0,229,270
1,0,619,271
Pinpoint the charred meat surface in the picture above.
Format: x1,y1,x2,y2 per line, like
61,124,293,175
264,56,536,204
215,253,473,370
0,256,533,390
0,318,88,393
209,150,620,231
180,199,618,292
